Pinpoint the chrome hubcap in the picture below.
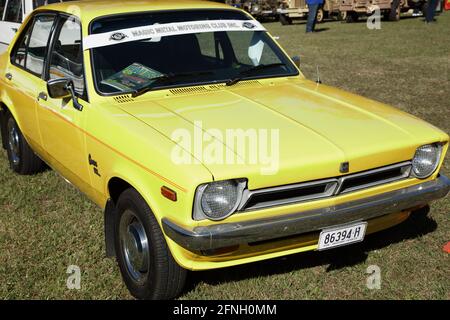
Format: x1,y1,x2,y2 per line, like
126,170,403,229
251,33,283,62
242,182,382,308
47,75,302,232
7,119,20,165
120,210,149,283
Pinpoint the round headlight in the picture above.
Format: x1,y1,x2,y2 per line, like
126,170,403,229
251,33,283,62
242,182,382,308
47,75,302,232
412,144,441,178
194,179,246,221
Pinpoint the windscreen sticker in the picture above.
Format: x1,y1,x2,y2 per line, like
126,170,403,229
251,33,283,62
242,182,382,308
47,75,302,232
248,33,265,66
83,19,266,50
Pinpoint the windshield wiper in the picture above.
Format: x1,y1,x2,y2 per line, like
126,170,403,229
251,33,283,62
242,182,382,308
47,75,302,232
132,70,214,97
226,63,286,86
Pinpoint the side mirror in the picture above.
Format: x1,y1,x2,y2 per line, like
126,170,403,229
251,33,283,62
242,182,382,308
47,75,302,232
292,56,300,68
47,78,71,99
47,78,83,111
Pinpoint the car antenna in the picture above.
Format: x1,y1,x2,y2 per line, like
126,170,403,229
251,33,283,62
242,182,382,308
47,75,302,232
316,65,322,84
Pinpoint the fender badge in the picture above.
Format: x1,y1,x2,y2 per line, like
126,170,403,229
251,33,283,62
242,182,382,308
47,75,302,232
340,162,349,173
242,21,256,29
110,32,128,41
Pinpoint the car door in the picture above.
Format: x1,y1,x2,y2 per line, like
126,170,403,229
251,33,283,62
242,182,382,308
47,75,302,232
0,0,23,49
36,14,92,193
3,13,56,154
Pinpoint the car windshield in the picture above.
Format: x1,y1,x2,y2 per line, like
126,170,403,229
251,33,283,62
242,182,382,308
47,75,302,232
89,10,299,95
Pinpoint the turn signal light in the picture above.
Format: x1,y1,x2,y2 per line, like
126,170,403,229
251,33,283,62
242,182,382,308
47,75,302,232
161,186,177,201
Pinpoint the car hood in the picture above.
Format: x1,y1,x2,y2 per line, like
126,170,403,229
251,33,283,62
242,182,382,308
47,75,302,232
117,79,445,189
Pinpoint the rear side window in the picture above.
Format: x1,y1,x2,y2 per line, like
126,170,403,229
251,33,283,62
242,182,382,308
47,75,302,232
4,0,22,23
11,14,56,76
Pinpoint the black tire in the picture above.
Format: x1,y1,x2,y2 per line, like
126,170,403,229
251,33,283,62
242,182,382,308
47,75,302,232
0,108,8,150
346,11,359,23
389,0,401,21
421,3,428,16
4,111,44,175
114,188,187,300
279,14,292,25
411,205,430,217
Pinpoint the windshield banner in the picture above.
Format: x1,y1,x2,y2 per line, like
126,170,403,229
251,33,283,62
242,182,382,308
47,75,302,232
83,19,267,50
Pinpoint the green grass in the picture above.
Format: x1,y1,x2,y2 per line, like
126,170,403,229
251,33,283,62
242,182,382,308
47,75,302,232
1,13,449,300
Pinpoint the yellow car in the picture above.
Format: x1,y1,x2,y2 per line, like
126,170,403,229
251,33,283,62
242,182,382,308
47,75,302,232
0,0,448,299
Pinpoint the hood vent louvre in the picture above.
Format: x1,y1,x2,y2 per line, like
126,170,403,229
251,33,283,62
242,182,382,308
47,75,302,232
113,95,135,104
169,86,210,95
112,80,263,100
169,80,262,96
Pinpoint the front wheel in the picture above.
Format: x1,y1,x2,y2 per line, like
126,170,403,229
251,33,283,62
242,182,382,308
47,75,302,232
279,14,292,25
346,11,359,23
114,188,187,299
389,0,401,21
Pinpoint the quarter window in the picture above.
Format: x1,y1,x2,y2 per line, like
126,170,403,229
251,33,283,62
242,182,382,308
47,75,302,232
48,16,84,95
12,22,31,67
4,0,22,23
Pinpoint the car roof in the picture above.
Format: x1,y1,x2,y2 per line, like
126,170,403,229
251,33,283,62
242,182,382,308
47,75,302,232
37,0,238,22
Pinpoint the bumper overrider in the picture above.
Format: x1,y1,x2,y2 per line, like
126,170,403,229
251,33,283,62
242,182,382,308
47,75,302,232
162,175,450,252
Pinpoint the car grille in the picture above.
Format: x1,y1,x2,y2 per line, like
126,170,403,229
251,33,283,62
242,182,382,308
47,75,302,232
238,161,412,211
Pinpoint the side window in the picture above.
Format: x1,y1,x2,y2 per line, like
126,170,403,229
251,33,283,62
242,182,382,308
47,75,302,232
26,15,55,76
48,16,84,96
4,0,22,23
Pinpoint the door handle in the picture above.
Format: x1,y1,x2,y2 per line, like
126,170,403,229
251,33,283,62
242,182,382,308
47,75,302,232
11,28,18,33
37,92,48,102
5,73,12,81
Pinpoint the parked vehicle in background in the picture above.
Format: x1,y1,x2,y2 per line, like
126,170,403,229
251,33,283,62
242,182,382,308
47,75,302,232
225,0,279,20
0,0,68,53
339,0,430,22
278,0,340,25
246,0,279,19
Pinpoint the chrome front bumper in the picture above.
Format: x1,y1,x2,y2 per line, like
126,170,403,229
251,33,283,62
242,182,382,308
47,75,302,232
162,175,450,252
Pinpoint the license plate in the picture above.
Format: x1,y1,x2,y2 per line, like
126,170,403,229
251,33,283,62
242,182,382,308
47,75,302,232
318,222,367,251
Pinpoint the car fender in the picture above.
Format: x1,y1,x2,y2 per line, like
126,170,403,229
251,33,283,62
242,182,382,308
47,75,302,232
101,161,198,258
